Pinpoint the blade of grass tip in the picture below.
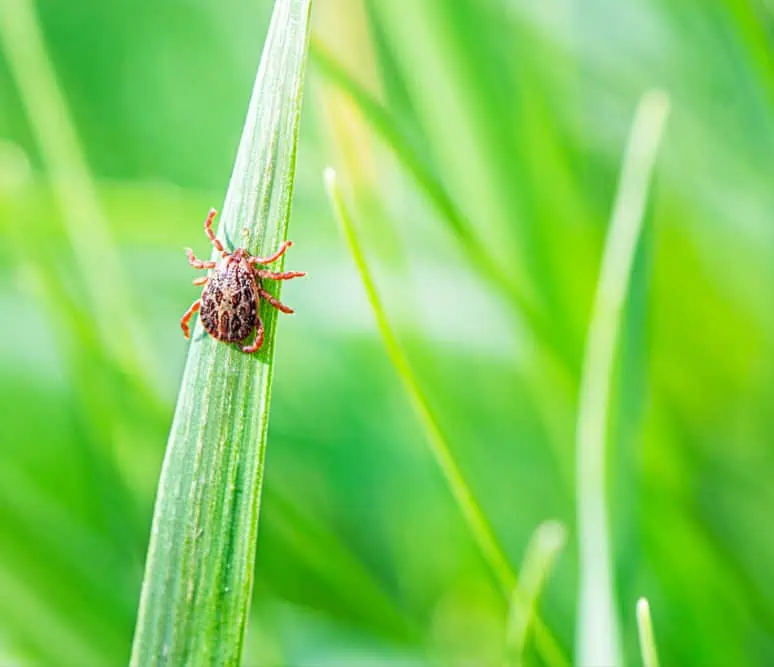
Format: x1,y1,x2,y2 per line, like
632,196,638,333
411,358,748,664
0,0,160,399
505,520,567,667
575,90,670,667
324,167,569,667
130,0,312,665
636,598,661,667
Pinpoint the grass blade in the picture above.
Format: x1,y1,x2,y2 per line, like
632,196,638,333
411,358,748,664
636,597,662,667
310,42,576,373
505,520,567,667
130,0,312,664
324,166,511,590
324,167,569,667
575,90,670,667
311,39,477,249
0,0,159,396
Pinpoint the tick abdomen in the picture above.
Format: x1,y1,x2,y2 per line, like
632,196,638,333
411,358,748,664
181,208,304,353
200,259,258,342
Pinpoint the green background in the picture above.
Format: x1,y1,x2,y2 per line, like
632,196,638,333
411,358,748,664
1,0,773,664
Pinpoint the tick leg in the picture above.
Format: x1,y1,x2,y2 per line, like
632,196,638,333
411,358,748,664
204,208,228,257
180,298,201,339
251,240,293,265
186,247,217,270
255,269,306,281
242,316,265,354
258,287,294,314
192,276,209,286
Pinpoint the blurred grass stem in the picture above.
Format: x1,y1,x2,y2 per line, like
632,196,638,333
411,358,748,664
575,90,670,667
636,597,661,667
0,0,159,394
505,520,567,667
312,42,576,374
325,167,568,667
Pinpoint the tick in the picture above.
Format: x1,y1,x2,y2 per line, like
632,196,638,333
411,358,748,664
180,208,305,353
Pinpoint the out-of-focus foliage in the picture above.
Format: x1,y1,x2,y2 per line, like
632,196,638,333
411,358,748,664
130,0,313,664
0,0,773,665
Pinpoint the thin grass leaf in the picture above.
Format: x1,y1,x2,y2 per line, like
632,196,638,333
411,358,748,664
0,0,160,398
324,167,569,667
504,520,567,667
311,39,476,249
311,41,573,371
636,597,662,667
130,1,312,664
575,90,670,667
0,146,141,665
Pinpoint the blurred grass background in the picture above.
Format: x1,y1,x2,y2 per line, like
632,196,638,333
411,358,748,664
1,0,774,665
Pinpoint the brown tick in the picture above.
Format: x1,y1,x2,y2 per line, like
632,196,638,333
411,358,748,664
180,208,305,353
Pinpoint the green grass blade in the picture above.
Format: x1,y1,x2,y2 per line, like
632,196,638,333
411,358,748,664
575,91,670,667
311,39,477,249
636,598,662,667
0,0,159,396
505,520,567,667
324,167,569,667
325,166,512,591
129,1,312,664
312,41,575,374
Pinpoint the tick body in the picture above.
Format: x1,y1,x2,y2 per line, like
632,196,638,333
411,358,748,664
200,254,258,343
180,209,305,354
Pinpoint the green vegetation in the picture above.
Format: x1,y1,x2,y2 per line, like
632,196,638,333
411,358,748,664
1,0,773,665
130,0,311,664
575,90,670,667
636,598,661,667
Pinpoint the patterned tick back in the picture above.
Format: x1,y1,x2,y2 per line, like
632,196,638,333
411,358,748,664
180,209,306,354
200,258,258,343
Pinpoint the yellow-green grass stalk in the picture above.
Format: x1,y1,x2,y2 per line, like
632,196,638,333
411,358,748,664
636,597,662,667
505,520,567,667
0,0,159,397
325,166,569,667
575,90,671,667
